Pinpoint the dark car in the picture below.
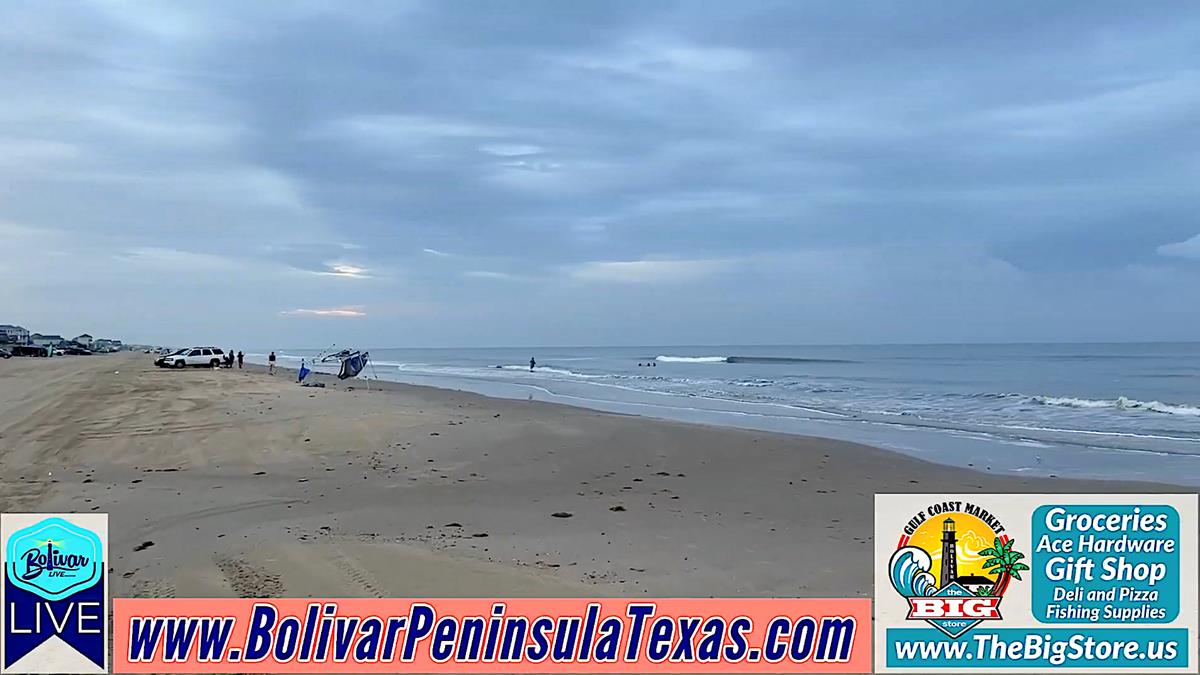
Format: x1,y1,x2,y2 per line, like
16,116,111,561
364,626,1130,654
10,345,49,357
0,348,10,359
62,347,93,355
155,349,187,367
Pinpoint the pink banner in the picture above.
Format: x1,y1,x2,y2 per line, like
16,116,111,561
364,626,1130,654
113,597,870,673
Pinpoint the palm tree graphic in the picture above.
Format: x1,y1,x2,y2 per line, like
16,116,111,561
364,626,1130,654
976,536,1029,597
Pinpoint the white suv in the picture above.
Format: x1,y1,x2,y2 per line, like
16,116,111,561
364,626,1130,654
160,347,225,368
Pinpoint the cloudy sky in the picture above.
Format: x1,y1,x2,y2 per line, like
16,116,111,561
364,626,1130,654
3,1,1199,347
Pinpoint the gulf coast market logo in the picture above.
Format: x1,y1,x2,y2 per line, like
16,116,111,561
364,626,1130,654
3,514,107,674
888,500,1027,639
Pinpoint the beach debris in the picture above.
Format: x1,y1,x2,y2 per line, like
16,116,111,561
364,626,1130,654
471,532,489,538
133,541,155,552
551,511,574,518
609,505,626,512
444,522,463,528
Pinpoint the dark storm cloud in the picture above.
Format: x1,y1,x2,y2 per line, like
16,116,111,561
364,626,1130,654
2,0,1199,345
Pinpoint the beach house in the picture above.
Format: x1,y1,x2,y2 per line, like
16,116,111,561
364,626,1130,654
93,338,123,352
30,334,65,348
0,325,30,345
73,333,94,348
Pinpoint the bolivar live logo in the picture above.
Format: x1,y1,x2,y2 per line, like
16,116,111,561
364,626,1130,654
888,501,1024,639
2,513,108,674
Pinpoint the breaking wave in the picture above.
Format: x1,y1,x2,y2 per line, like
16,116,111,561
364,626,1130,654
496,364,604,378
1033,395,1200,416
655,355,855,364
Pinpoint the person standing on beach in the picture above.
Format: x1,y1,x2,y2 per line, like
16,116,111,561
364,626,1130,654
269,351,277,375
237,351,244,369
529,356,536,372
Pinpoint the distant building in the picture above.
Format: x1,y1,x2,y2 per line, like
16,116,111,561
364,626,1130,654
0,325,30,345
93,339,123,352
74,334,94,347
30,334,65,348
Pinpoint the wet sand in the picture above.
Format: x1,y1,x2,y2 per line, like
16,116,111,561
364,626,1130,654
0,353,1178,600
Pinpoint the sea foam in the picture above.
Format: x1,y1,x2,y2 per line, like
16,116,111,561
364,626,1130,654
1033,395,1200,416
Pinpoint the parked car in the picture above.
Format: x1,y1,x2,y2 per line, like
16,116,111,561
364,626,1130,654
10,345,50,357
62,347,93,355
0,348,11,359
154,349,186,367
158,347,225,368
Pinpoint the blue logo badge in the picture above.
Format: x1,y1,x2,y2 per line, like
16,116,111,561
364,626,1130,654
5,517,102,601
3,514,107,672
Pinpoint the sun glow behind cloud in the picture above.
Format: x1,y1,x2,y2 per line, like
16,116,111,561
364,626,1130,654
568,259,732,283
280,307,366,318
315,263,370,279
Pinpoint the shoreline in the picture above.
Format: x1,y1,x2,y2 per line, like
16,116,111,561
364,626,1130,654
0,353,1187,602
255,356,1200,487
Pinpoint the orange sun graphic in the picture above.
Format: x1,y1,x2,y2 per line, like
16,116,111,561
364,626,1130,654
906,512,999,588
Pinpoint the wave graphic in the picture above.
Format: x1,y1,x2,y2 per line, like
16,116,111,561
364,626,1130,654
889,546,937,597
1033,395,1200,416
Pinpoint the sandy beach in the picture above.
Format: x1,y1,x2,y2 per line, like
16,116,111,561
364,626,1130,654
0,353,1181,600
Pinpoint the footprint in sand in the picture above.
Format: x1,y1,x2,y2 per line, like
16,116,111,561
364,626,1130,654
215,556,284,598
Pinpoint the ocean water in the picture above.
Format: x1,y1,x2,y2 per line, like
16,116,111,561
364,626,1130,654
248,343,1200,486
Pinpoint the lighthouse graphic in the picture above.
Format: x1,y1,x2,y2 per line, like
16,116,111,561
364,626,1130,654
887,503,1019,640
939,517,957,588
